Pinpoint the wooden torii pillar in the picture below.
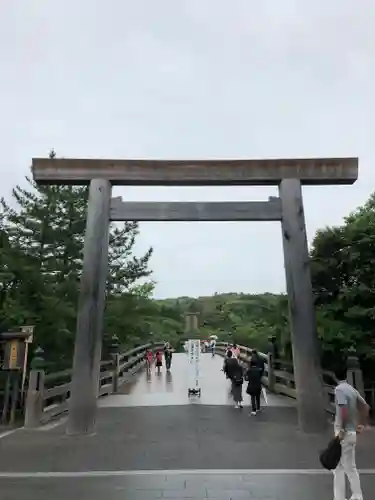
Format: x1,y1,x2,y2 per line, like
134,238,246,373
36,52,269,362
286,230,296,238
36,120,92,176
31,156,358,435
184,312,199,335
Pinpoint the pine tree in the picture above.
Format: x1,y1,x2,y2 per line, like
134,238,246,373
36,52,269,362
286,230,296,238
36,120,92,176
0,155,153,366
108,223,152,294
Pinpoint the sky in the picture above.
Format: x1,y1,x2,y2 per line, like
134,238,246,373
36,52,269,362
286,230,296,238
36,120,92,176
1,1,375,298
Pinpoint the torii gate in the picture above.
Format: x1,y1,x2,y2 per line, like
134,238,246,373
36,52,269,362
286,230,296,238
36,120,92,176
32,156,358,435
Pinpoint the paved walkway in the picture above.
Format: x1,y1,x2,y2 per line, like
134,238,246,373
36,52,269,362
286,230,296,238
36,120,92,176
0,353,374,499
101,352,293,408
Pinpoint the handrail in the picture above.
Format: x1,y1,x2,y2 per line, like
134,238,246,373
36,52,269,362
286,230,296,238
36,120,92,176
25,341,165,428
215,342,270,387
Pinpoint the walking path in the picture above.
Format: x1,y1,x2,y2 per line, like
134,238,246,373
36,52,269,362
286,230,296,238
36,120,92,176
0,353,374,499
101,352,292,408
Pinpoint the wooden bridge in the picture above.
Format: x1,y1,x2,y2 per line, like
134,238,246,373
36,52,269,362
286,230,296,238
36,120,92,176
0,342,374,499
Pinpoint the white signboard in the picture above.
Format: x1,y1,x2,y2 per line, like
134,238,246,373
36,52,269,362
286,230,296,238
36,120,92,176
187,339,200,383
187,339,200,362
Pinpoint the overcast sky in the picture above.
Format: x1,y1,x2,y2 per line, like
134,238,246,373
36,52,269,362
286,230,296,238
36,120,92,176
1,1,374,298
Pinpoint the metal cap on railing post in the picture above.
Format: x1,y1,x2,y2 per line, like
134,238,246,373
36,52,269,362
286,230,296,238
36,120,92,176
30,347,45,370
346,346,365,397
110,334,120,354
347,346,359,369
268,335,280,369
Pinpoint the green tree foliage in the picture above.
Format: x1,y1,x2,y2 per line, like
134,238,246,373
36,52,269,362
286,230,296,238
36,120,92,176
310,193,375,378
0,167,155,368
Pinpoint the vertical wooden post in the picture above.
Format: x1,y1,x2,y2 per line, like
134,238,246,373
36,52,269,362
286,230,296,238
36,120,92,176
192,314,198,331
1,373,11,424
9,371,20,425
112,353,120,393
20,342,29,404
67,179,111,436
25,370,45,428
267,353,275,391
184,314,191,334
184,313,199,334
279,179,327,432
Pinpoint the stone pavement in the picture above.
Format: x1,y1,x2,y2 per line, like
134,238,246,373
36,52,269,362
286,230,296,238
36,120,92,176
1,472,375,499
0,353,374,499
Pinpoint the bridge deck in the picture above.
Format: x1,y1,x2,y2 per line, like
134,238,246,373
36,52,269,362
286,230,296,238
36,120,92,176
102,352,293,407
0,353,374,499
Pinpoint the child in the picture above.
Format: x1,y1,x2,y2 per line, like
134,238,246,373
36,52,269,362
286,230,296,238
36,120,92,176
155,350,163,374
145,349,153,372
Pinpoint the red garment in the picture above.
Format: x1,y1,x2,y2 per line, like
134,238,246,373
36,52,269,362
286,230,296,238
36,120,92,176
145,351,153,362
232,347,240,358
155,352,162,363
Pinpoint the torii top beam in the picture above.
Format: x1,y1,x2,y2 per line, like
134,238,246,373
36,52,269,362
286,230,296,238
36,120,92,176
31,157,358,186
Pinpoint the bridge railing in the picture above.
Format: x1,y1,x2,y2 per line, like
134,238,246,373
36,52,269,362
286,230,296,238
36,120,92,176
24,342,164,428
216,342,271,387
271,358,338,413
215,342,345,415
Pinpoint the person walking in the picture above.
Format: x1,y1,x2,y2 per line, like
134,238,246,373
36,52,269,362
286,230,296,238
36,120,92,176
251,349,265,377
333,365,370,500
223,350,244,409
245,359,263,415
222,347,230,378
145,349,153,373
164,342,173,371
232,344,240,359
210,338,216,357
155,350,163,374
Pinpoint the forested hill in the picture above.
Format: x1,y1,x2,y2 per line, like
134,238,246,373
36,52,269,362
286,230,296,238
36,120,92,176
156,292,289,355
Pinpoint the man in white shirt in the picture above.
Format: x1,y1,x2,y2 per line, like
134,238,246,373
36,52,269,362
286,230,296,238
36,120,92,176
333,366,369,500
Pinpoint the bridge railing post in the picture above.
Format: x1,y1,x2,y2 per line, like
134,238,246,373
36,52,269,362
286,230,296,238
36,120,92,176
347,350,365,397
24,369,45,428
112,353,120,393
267,352,275,391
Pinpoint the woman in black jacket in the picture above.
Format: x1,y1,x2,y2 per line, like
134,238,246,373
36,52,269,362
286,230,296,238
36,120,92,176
246,359,262,415
251,349,265,377
224,350,244,408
